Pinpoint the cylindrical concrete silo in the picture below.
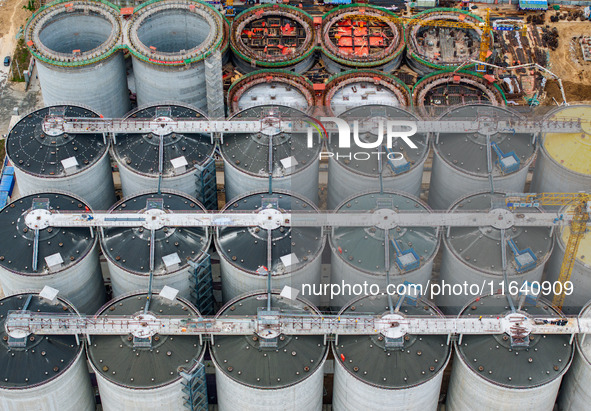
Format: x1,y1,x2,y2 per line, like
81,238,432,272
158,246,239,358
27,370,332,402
101,191,211,301
428,104,536,211
530,105,591,193
0,193,106,314
127,0,226,110
447,293,573,411
328,191,438,309
110,104,217,208
7,105,116,211
220,105,321,204
0,292,95,411
326,105,428,209
25,1,129,118
211,291,329,411
438,191,553,313
215,190,325,304
87,292,206,410
333,293,451,411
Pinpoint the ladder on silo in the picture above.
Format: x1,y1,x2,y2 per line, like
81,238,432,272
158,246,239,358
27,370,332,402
180,361,208,411
188,253,215,316
195,156,218,210
205,50,225,119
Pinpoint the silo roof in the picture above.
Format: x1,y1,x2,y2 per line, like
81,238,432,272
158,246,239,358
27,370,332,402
330,192,438,275
434,105,535,176
7,106,107,177
101,192,210,275
334,294,450,388
0,293,81,388
87,293,204,388
210,291,327,388
112,105,214,177
216,191,324,275
0,193,96,275
455,294,573,388
558,218,590,267
445,192,553,275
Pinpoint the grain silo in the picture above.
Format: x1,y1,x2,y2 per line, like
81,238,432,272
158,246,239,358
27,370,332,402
6,105,116,211
127,0,226,110
328,191,438,308
100,191,211,301
530,105,591,193
428,104,536,211
231,5,316,74
215,190,324,304
319,5,405,74
0,193,106,314
0,292,95,411
220,105,321,204
25,0,129,118
211,290,328,410
110,104,217,208
437,191,553,313
87,291,206,410
332,293,451,411
326,105,429,209
447,293,573,411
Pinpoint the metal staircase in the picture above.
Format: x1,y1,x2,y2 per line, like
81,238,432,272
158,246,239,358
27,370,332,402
188,253,215,316
180,361,208,411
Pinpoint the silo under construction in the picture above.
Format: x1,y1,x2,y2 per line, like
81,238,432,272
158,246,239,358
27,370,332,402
220,105,321,204
25,1,129,118
110,104,217,209
87,291,207,410
323,70,411,116
428,104,535,211
437,191,553,313
100,191,212,302
447,293,573,410
215,190,324,304
231,5,316,74
530,105,591,193
405,8,482,76
0,292,95,411
211,291,329,411
7,105,116,212
328,191,439,309
332,293,451,411
320,5,405,74
0,193,106,315
227,70,316,114
326,105,428,209
127,0,226,110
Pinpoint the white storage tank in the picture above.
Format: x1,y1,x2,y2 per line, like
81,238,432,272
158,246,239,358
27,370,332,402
7,105,116,211
210,290,328,410
332,293,451,411
0,193,105,314
447,293,573,411
0,292,95,411
87,291,206,410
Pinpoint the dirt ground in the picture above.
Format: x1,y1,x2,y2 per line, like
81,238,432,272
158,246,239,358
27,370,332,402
0,0,30,59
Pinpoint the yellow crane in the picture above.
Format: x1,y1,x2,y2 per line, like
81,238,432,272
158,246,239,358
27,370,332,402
506,193,591,309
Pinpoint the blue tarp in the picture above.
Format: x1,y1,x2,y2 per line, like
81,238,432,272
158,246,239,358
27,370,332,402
519,0,548,10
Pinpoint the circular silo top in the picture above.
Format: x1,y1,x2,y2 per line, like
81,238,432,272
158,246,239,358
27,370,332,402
216,190,324,276
455,293,573,388
220,105,320,178
87,292,204,388
112,105,215,178
210,291,328,388
556,206,590,268
446,192,552,276
0,193,96,275
434,105,535,177
7,106,108,178
330,191,438,276
541,105,591,177
101,192,211,276
334,293,450,388
329,105,428,177
0,293,82,389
